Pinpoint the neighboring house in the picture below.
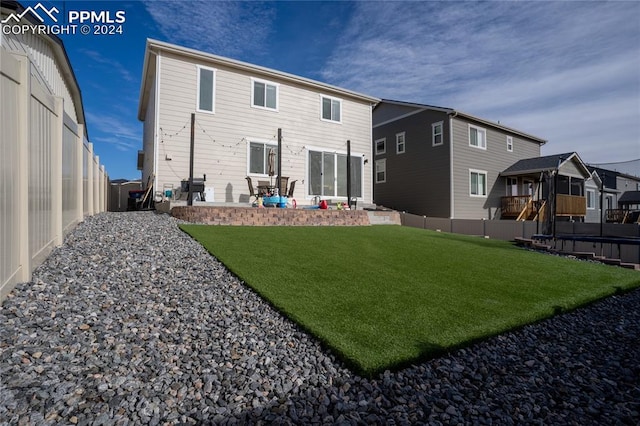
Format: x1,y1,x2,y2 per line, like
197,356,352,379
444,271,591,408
138,39,379,206
500,152,593,223
585,166,640,223
372,100,547,219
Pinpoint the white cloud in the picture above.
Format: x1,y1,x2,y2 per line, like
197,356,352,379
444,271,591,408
79,49,135,83
86,111,140,152
142,1,276,59
321,1,640,166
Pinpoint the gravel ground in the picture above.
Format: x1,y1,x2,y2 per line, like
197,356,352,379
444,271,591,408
1,211,638,425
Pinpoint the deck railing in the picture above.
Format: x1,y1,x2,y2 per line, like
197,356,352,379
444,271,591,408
501,196,531,217
556,194,586,216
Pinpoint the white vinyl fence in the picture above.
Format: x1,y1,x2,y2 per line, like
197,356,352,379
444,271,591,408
1,48,108,301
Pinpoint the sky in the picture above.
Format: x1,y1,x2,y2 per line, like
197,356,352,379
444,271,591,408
12,0,640,179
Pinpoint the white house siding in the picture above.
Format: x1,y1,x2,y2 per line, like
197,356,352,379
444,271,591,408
152,51,373,204
141,69,157,189
2,31,78,122
451,117,542,219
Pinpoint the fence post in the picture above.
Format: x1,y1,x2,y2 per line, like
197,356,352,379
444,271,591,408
16,56,30,283
52,97,63,246
86,143,94,216
100,165,106,212
75,124,84,222
93,155,100,214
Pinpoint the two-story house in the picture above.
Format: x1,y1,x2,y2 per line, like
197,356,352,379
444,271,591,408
586,166,640,223
372,100,548,219
138,39,379,206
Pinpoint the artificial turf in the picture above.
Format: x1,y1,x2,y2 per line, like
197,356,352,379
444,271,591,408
180,225,640,376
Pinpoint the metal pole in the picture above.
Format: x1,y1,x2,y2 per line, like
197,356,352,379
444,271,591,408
347,140,351,208
277,128,282,195
188,113,195,206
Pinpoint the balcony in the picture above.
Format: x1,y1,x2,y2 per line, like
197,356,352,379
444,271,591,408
556,194,586,216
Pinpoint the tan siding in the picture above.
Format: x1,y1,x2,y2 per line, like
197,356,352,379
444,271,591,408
451,117,542,219
155,53,373,204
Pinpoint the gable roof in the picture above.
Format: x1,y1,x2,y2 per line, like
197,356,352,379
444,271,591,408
501,152,592,178
138,39,380,121
375,99,547,145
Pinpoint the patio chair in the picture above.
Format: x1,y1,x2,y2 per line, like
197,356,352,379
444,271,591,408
287,180,298,198
278,176,289,196
245,177,259,202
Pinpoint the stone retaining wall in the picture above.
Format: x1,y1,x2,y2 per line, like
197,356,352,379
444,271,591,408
171,206,372,226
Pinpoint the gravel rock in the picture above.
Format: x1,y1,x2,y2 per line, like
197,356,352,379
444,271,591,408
1,211,638,425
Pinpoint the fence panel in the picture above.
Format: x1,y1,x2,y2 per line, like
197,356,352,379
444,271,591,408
0,50,107,302
0,57,21,295
62,119,80,231
425,217,452,233
451,219,484,236
29,94,55,264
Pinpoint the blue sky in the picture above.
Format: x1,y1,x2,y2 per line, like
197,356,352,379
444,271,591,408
28,0,640,179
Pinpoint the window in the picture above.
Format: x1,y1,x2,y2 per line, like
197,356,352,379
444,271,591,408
252,78,278,110
469,125,487,149
586,189,596,210
507,136,513,152
506,177,517,196
470,170,487,197
197,66,216,113
248,141,277,175
321,96,342,122
375,159,386,183
308,150,362,197
375,138,386,155
432,122,443,146
396,132,405,154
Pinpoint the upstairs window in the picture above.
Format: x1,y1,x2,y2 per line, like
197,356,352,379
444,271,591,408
432,121,443,146
507,136,513,152
197,66,216,113
252,79,278,110
321,96,342,122
396,132,405,154
375,138,386,155
469,124,487,149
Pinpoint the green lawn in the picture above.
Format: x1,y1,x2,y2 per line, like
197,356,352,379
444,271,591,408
181,225,640,376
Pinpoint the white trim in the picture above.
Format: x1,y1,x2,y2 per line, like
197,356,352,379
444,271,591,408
251,77,279,111
395,132,405,154
375,158,387,183
375,138,386,155
586,189,596,210
373,108,426,128
196,65,216,114
432,121,443,146
469,169,488,197
449,117,454,218
246,137,278,177
320,94,342,123
468,124,487,150
507,135,513,152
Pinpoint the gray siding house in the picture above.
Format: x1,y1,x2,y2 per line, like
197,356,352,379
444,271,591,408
586,166,640,223
373,100,547,219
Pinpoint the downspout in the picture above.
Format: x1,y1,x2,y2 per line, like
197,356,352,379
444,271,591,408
153,52,161,196
449,111,457,219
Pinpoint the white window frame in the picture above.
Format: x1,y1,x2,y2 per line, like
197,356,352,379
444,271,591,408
375,159,386,183
469,169,488,197
320,95,342,123
247,138,278,177
306,146,364,199
251,78,279,111
196,65,216,113
469,124,487,150
432,121,443,146
396,132,406,154
507,135,513,152
375,138,386,155
586,189,596,210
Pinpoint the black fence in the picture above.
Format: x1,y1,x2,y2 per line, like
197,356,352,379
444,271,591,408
400,212,640,264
